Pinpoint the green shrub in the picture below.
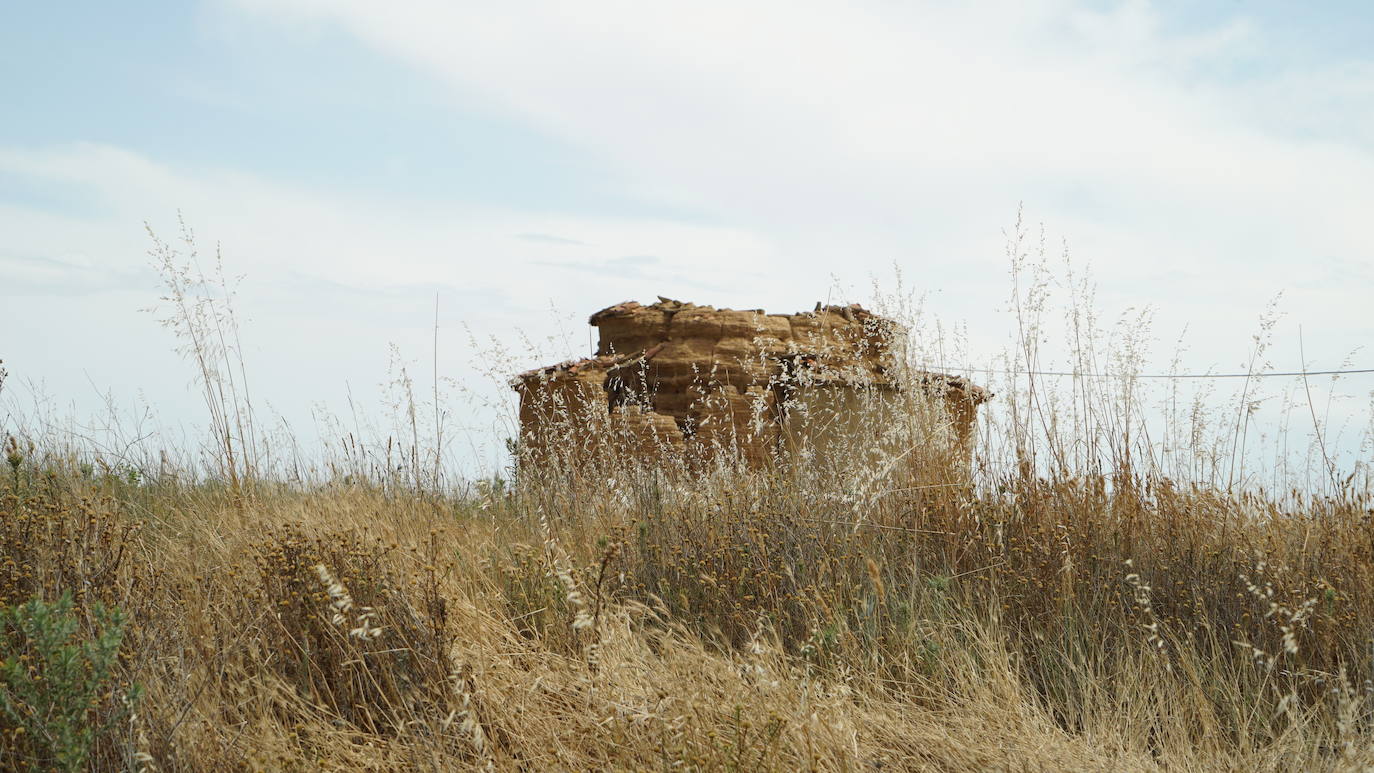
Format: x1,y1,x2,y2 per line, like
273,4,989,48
0,593,139,772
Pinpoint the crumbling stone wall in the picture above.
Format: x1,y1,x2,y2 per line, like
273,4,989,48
513,298,988,471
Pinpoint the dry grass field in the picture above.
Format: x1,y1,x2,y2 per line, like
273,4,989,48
1,231,1371,771
3,423,1372,771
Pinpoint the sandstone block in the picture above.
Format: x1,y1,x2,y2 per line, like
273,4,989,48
513,298,990,474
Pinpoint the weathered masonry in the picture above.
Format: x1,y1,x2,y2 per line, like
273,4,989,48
512,298,989,471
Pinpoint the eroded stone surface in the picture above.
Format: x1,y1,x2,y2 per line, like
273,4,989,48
513,298,989,470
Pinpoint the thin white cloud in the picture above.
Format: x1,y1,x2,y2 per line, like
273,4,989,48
515,232,587,246
0,142,776,318
0,252,151,296
222,1,1370,197
219,1,1374,340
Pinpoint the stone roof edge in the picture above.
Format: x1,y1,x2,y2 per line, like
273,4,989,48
587,298,894,326
912,371,994,404
511,343,665,387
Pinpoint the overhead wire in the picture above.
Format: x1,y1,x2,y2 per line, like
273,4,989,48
912,365,1374,380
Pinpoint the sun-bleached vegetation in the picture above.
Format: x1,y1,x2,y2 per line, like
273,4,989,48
0,219,1371,770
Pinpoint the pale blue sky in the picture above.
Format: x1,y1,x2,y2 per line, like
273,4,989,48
0,2,666,216
2,0,1372,478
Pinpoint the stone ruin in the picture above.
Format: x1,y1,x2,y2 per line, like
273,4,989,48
512,298,990,472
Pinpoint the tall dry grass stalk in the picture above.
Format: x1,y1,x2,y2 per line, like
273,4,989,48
145,215,258,497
